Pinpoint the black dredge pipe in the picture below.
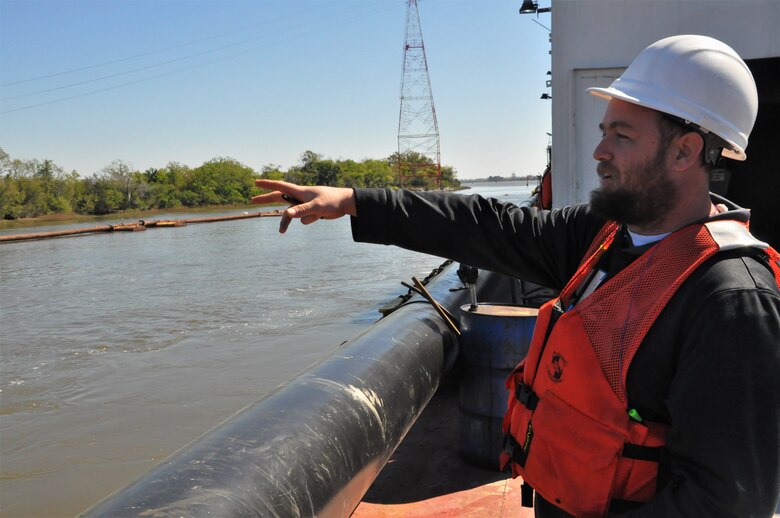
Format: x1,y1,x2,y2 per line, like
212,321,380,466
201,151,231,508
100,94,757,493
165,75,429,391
79,262,503,518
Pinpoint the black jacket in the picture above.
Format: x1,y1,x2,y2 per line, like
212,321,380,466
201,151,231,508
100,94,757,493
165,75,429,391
351,188,780,518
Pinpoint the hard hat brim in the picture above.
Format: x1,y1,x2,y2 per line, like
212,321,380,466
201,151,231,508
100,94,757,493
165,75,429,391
587,86,747,161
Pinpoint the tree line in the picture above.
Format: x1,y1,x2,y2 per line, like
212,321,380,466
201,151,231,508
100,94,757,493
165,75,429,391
0,148,459,220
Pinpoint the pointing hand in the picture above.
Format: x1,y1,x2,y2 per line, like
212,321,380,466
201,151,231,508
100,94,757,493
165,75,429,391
251,179,357,233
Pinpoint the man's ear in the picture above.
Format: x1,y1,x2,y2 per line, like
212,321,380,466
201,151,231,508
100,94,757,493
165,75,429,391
672,132,705,170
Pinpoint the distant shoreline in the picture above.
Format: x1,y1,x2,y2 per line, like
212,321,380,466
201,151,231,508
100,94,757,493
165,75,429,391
1,182,538,231
461,178,540,184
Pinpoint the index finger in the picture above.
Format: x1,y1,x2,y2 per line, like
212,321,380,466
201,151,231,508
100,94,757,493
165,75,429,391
255,179,303,193
251,179,301,205
250,191,286,205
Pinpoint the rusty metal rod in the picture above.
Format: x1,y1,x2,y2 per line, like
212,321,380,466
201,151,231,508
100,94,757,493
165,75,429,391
412,276,461,336
401,280,458,324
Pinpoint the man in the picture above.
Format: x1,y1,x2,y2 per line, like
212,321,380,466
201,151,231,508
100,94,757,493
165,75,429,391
252,35,779,517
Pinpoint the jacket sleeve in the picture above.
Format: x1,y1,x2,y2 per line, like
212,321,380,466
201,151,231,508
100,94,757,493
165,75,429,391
350,188,604,290
625,277,780,517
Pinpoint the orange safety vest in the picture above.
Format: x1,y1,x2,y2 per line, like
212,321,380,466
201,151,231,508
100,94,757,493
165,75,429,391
501,219,780,517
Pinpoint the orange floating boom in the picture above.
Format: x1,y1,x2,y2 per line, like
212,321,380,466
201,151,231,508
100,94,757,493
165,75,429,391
0,210,284,243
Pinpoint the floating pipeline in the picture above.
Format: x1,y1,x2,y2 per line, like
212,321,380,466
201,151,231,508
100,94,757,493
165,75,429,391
78,261,507,518
0,210,284,243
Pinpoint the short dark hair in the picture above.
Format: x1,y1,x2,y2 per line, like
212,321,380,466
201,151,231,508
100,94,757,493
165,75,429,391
657,113,724,172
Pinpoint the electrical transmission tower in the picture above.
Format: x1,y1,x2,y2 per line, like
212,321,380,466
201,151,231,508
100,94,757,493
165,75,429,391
398,0,441,188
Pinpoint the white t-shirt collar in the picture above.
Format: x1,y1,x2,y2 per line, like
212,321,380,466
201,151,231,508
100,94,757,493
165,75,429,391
627,229,670,247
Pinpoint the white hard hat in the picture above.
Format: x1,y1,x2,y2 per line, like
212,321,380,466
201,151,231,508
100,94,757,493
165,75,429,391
588,35,758,161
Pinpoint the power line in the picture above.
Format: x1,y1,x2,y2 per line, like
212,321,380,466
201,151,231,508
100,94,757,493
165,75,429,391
0,2,337,87
0,2,396,115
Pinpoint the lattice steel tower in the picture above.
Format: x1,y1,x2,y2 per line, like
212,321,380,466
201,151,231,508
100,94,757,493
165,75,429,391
398,0,441,188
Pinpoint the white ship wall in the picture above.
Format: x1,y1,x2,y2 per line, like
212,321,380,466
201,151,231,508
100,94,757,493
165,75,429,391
550,0,780,206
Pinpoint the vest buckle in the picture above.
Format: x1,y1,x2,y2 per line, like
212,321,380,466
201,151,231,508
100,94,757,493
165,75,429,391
515,382,539,410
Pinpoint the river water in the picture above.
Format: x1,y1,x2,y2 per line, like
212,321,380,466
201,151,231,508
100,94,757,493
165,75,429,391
0,182,534,517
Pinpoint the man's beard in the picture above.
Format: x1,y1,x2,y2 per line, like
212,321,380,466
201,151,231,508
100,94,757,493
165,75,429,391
590,148,677,228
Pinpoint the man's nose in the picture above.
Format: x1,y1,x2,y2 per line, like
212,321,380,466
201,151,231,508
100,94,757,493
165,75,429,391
593,138,612,162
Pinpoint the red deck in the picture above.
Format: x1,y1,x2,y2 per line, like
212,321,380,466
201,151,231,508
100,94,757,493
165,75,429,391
352,376,533,517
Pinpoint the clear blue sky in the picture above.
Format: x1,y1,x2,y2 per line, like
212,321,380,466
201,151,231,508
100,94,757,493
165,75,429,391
0,0,552,180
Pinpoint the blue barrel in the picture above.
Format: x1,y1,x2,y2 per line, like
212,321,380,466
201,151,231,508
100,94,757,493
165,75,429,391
458,304,539,470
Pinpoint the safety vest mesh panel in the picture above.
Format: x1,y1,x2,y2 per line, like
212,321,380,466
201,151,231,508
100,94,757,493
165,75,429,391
578,227,714,404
